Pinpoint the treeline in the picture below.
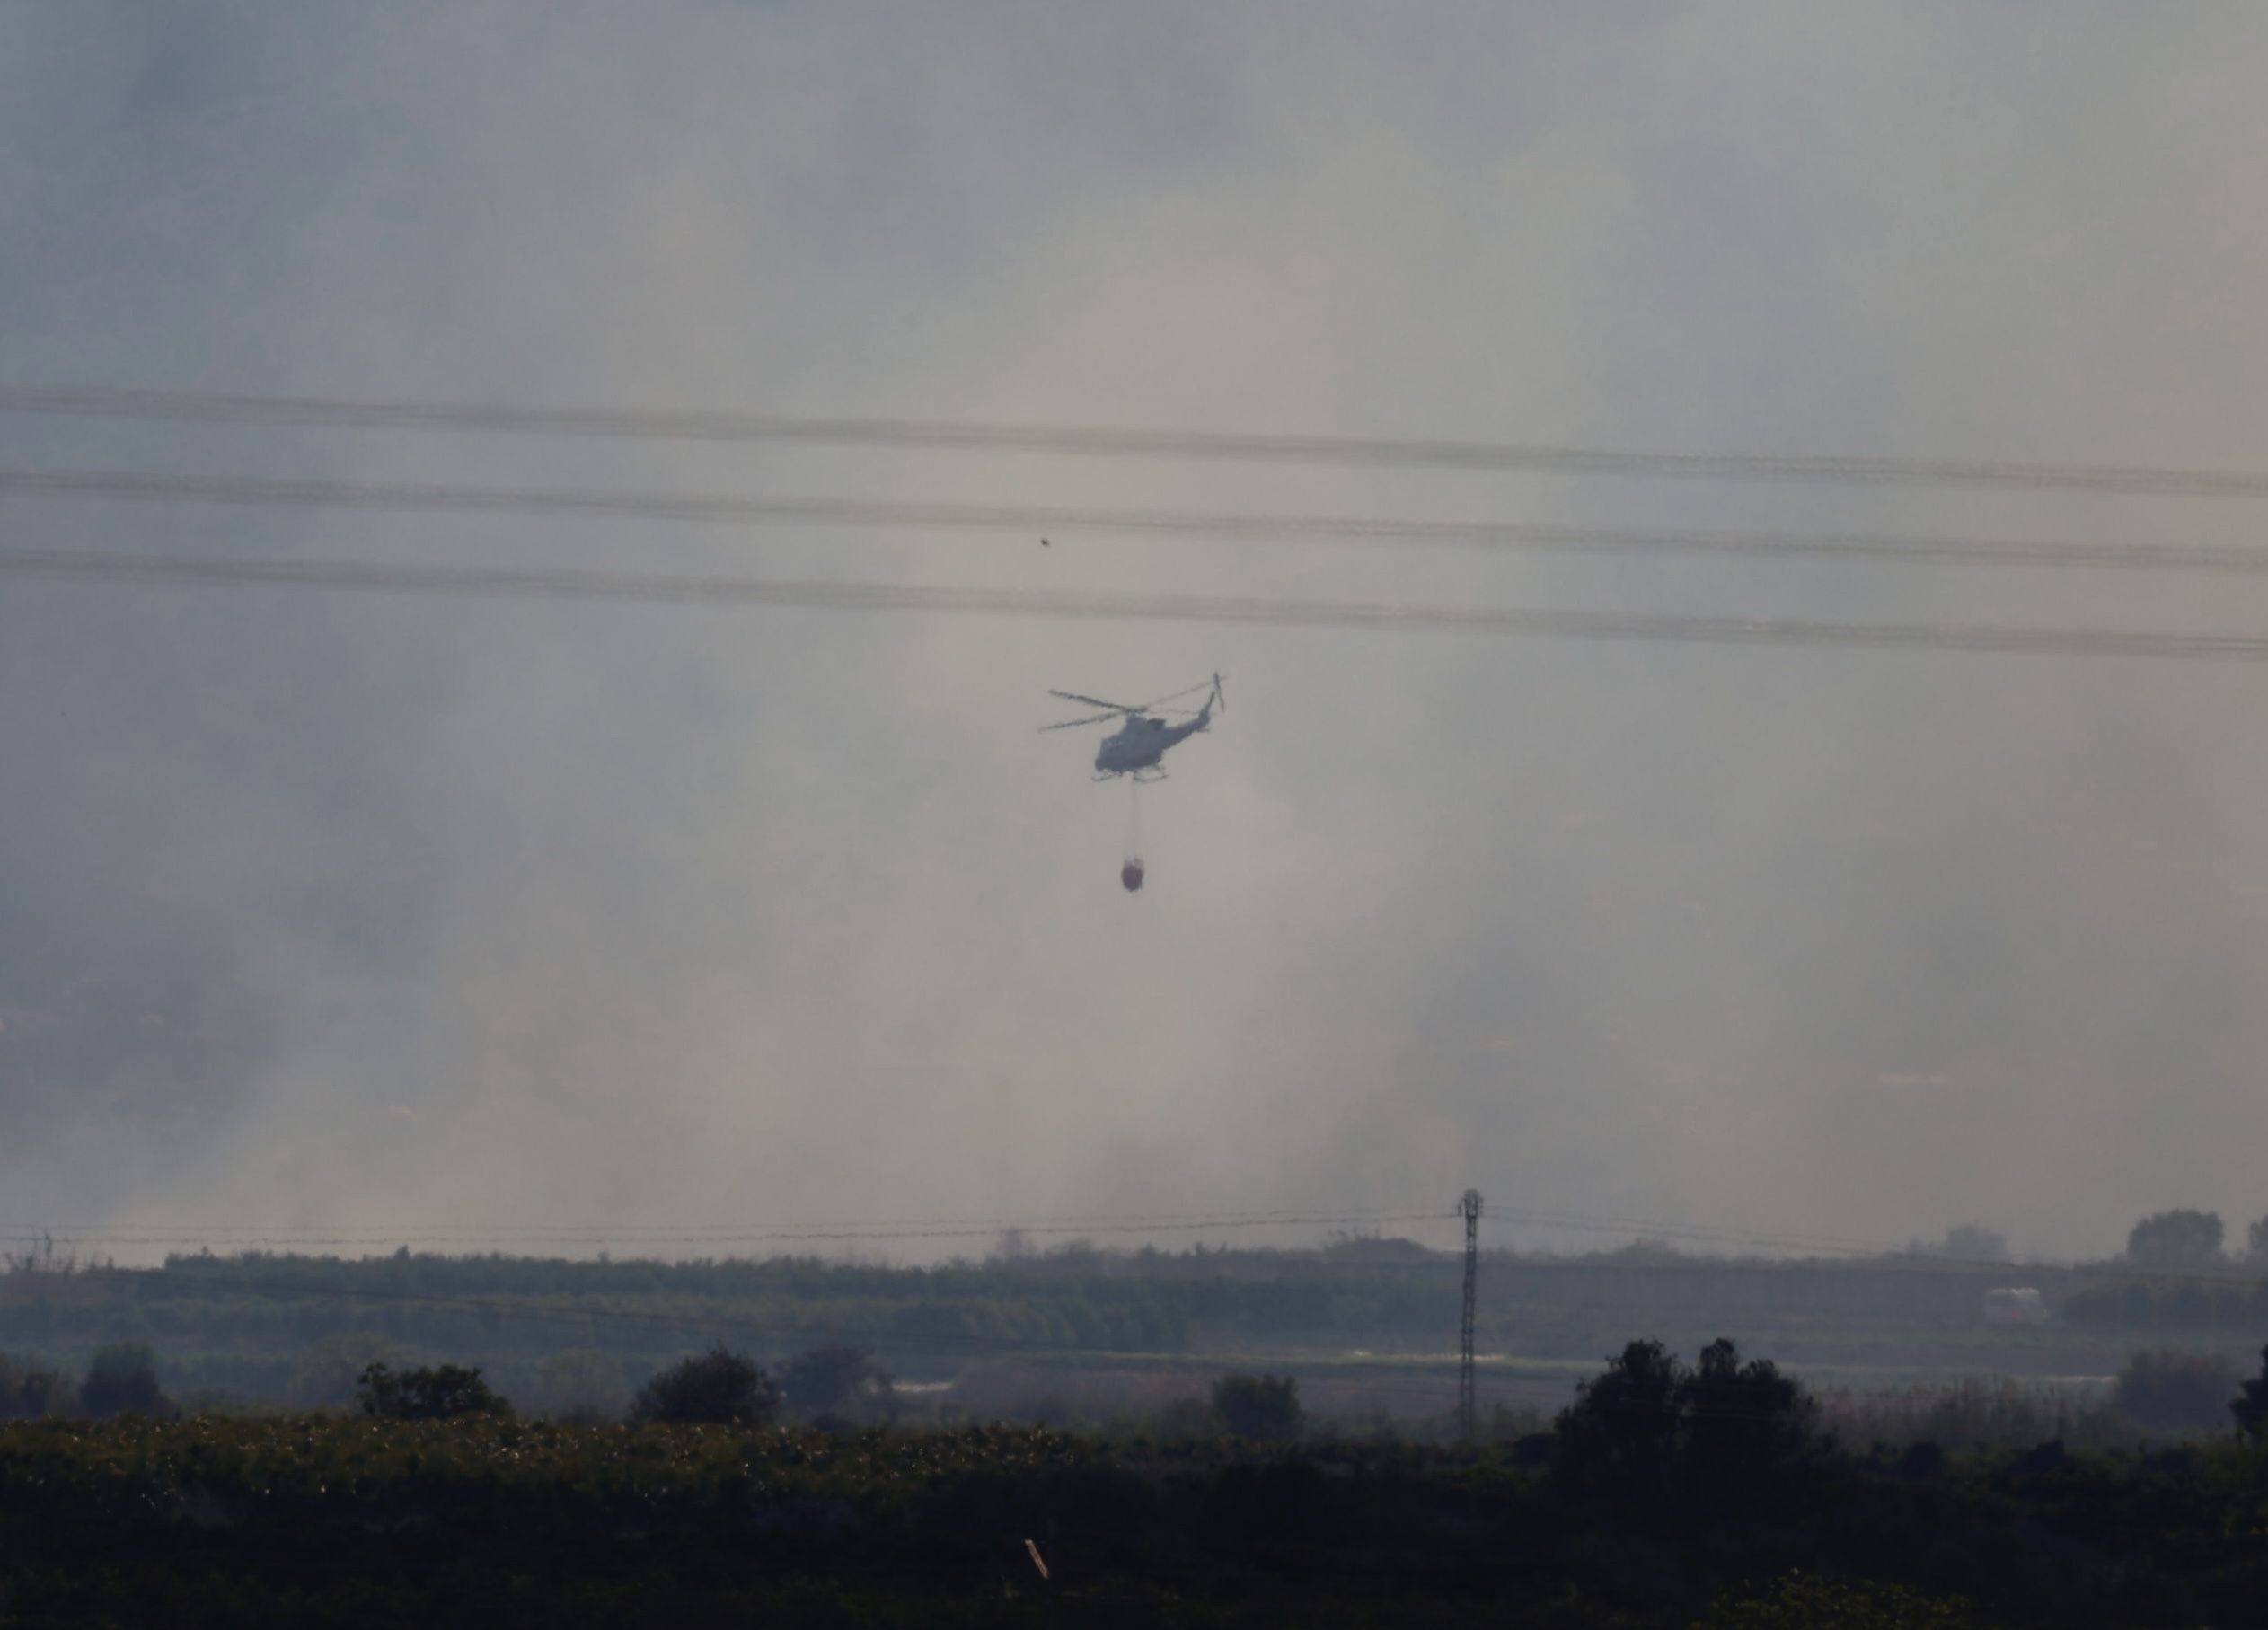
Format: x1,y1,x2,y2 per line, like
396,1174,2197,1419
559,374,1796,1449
2122,1208,2268,1269
4,1238,2262,1410
0,1244,1473,1375
2065,1278,2268,1332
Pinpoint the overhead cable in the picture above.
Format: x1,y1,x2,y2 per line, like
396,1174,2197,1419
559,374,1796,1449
13,545,2268,664
16,1208,1454,1251
11,466,2268,573
8,383,2268,498
4,1196,1433,1233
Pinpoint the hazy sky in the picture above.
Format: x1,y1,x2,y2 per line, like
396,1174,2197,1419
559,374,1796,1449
5,2,2268,1261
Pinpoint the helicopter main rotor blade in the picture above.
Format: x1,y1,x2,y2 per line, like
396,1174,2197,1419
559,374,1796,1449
1039,709,1124,732
1133,679,1216,711
1048,689,1133,712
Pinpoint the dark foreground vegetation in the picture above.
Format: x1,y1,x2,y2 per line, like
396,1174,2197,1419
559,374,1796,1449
4,1340,2267,1627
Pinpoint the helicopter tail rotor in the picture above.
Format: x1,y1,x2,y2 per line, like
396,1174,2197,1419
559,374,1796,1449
1194,672,1224,727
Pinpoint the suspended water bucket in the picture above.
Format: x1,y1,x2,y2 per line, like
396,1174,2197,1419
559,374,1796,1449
1121,858,1145,892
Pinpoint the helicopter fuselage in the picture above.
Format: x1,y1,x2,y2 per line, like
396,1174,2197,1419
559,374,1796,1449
1095,710,1208,775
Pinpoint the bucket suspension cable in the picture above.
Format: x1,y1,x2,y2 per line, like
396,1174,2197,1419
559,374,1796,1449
1121,780,1146,891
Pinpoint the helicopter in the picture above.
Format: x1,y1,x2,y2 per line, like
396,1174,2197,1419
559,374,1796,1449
1041,674,1225,782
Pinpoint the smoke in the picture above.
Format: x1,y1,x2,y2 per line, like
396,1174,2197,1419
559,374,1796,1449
4,3,2268,1259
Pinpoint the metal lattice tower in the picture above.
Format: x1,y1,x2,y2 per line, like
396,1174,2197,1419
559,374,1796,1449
1458,1188,1483,1442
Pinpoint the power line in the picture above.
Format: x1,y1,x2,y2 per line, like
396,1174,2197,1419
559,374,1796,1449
13,544,2268,664
13,466,2268,574
3,1203,1429,1244
13,1208,1453,1252
8,383,2268,498
1458,1189,1482,1442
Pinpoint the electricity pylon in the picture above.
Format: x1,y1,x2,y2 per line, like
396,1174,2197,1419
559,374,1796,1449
1458,1188,1483,1442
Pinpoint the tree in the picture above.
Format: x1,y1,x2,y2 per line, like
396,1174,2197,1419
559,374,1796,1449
1681,1338,1816,1487
1556,1339,1818,1502
2113,1350,2238,1433
80,1342,168,1417
779,1344,892,1419
631,1346,779,1426
2246,1213,2268,1264
0,1353,76,1419
1555,1339,1686,1499
290,1332,407,1406
357,1362,512,1420
1935,1223,2008,1263
2125,1210,2224,1267
1210,1372,1303,1441
2232,1345,2268,1439
534,1349,629,1421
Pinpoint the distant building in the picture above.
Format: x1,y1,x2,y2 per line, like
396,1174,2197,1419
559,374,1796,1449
1983,1286,2049,1325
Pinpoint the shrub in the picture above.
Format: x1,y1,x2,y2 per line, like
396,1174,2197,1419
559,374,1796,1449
81,1343,168,1417
780,1344,892,1418
534,1349,629,1421
290,1333,407,1407
1209,1372,1303,1441
0,1353,78,1419
1699,1573,1992,1627
1151,1397,1219,1439
631,1346,780,1426
1824,1377,2131,1454
2234,1345,2268,1438
1480,1402,1549,1443
357,1362,513,1421
2113,1350,2238,1434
